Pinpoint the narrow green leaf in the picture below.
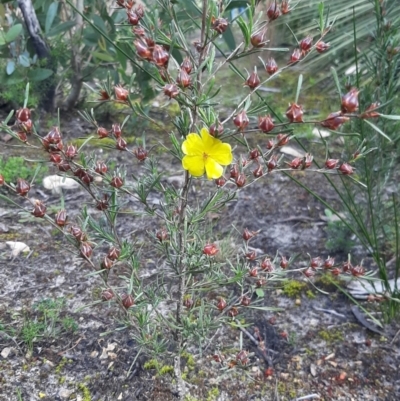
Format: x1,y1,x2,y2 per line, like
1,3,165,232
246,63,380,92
45,3,59,35
295,74,303,104
330,66,342,100
92,51,114,62
27,68,54,81
5,24,22,43
363,119,392,142
378,113,400,121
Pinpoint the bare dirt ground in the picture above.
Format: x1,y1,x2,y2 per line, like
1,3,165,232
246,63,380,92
0,109,399,401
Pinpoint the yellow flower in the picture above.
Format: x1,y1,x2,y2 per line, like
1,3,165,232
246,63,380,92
182,128,233,179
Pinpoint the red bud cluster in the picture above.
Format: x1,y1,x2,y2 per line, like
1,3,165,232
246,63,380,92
211,17,228,34
42,127,63,152
321,111,350,130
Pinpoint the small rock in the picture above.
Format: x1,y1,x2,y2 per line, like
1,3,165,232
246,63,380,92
1,347,14,358
6,241,30,257
310,364,317,377
42,175,79,195
312,127,330,138
59,389,73,399
280,146,303,158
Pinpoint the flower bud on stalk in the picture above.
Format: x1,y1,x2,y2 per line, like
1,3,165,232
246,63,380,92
289,48,302,64
249,149,260,160
280,256,289,269
235,173,246,187
20,119,33,133
114,85,129,102
95,161,108,175
16,108,31,122
107,247,121,260
310,257,322,269
58,160,71,172
176,69,191,88
50,153,62,164
101,256,114,269
253,165,263,178
211,17,228,34
152,44,169,68
217,297,227,311
243,228,257,241
228,307,239,318
70,225,86,242
276,134,290,146
215,176,226,187
134,147,148,161
127,9,140,25
183,297,194,309
111,176,124,188
102,288,114,301
16,178,30,196
265,58,278,75
233,110,249,131
281,0,291,14
0,174,4,185
267,155,278,172
341,88,359,113
303,153,313,169
97,127,109,138
261,258,274,272
122,294,135,309
55,209,68,227
338,163,353,175
286,103,303,122
112,123,122,138
181,57,193,74
17,132,28,142
303,268,315,277
134,40,152,60
116,137,128,150
288,157,302,169
245,69,261,89
230,164,239,179
80,242,93,259
241,296,251,306
266,139,274,149
98,90,110,101
299,36,313,52
156,228,168,242
267,2,280,20
249,267,258,277
316,41,330,53
324,257,335,269
245,250,256,260
251,30,267,48
209,121,224,137
351,265,365,277
96,196,109,211
203,243,219,256
65,144,78,159
325,159,339,170
361,103,380,119
321,111,349,130
32,200,46,218
163,84,179,99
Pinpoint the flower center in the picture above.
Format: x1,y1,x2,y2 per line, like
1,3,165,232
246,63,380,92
203,152,209,160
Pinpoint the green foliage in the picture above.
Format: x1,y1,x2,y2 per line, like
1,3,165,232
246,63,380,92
282,280,307,298
0,157,47,184
324,209,355,254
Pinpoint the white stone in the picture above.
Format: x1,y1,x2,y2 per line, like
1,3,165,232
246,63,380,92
42,175,79,195
280,146,303,158
1,347,14,358
312,127,331,138
5,241,30,257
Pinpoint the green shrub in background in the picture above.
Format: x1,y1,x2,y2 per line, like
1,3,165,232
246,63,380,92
0,156,47,184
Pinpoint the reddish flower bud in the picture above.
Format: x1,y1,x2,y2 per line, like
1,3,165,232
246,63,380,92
245,250,257,261
16,178,30,196
203,243,219,256
98,90,110,101
97,127,109,138
80,242,93,259
361,103,380,119
114,85,129,102
249,267,258,277
325,159,339,169
20,119,33,133
289,48,302,64
65,144,78,159
280,256,289,269
209,121,224,137
107,246,120,260
299,36,313,52
249,149,260,160
81,172,94,185
241,296,251,306
102,288,114,301
324,257,335,269
342,261,352,273
16,108,31,122
243,228,257,241
127,9,140,25
256,278,267,287
155,228,168,242
233,110,249,131
70,225,86,242
17,131,28,142
215,176,226,187
281,0,291,14
316,41,330,53
235,173,246,187
266,139,275,149
331,267,342,276
253,165,263,178
245,69,261,89
341,88,359,113
0,174,4,185
95,161,108,175
230,164,239,179
338,163,353,175
134,40,152,60
135,5,144,18
101,256,114,269
217,297,227,311
58,160,71,172
111,176,124,188
176,69,191,88
321,111,350,130
303,268,315,277
132,26,145,36
261,258,274,272
267,2,280,20
50,153,62,164
112,123,122,138
45,126,62,144
116,137,128,150
267,155,278,172
211,17,228,34
181,57,193,74
351,265,365,276
265,58,278,75
288,157,302,169
228,307,239,318
310,257,322,269
32,200,46,218
55,209,68,227
96,196,109,211
258,115,274,133
276,134,290,146
251,30,267,48
122,294,135,309
183,297,194,309
152,44,169,67
286,103,303,123
163,83,179,99
134,147,148,161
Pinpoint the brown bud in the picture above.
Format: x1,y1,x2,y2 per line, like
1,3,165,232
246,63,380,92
111,176,124,188
216,297,227,311
181,57,193,74
81,172,94,185
163,84,179,99
98,90,110,101
112,123,122,138
243,228,257,241
241,296,251,306
361,103,380,119
58,160,71,172
256,278,267,287
299,36,313,52
276,134,290,146
288,157,302,169
102,288,114,301
215,176,226,187
249,149,260,160
249,267,258,277
55,209,68,227
245,69,261,89
16,178,30,196
342,261,352,273
156,228,168,242
50,153,62,164
310,257,322,269
325,159,339,169
20,119,33,133
17,131,28,142
116,137,128,150
0,174,4,185
183,297,194,309
321,111,350,130
316,41,330,53
289,48,302,64
281,0,291,14
209,121,224,137
324,257,335,269
32,200,46,218
127,9,140,25
70,225,86,242
80,242,93,259
211,17,228,34
235,173,246,188
251,30,267,48
122,294,135,309
267,2,280,20
280,256,289,269
134,40,152,60
45,126,62,144
303,268,315,277
286,103,303,123
265,58,278,75
303,153,313,169
261,258,274,272
267,155,278,172
16,108,31,122
107,246,121,260
177,69,191,88
331,267,342,276
233,110,249,131
341,88,359,113
95,161,108,175
230,164,239,179
114,85,129,102
97,127,109,138
152,45,169,67
338,163,353,175
236,350,248,365
266,139,274,149
101,256,114,269
96,196,109,211
134,147,148,161
245,250,256,261
65,144,78,159
253,165,263,178
228,307,239,318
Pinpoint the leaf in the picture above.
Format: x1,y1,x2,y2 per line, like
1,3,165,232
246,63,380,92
92,51,114,62
223,25,236,51
47,20,76,37
45,3,59,34
18,54,30,67
6,60,15,75
363,119,392,142
378,113,400,121
27,68,54,81
5,24,23,43
255,288,264,298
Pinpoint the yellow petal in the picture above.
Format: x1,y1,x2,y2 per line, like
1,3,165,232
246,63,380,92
204,157,224,179
208,142,233,165
182,133,204,156
200,127,217,150
182,155,205,176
